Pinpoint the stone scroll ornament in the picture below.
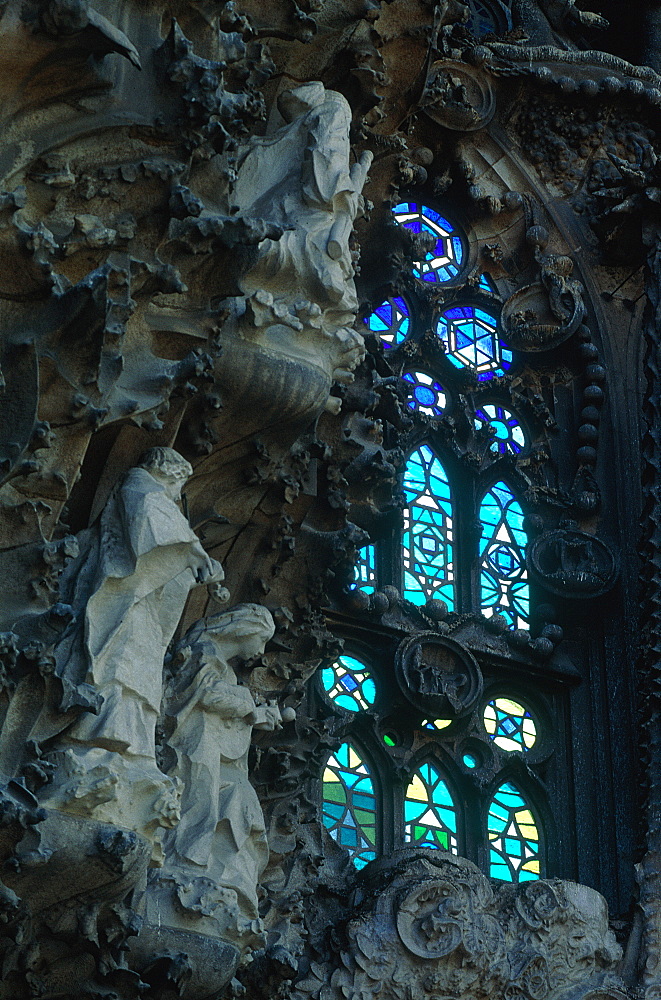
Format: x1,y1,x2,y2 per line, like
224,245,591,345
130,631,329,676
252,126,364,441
37,447,227,845
501,232,586,353
395,632,483,717
527,524,618,598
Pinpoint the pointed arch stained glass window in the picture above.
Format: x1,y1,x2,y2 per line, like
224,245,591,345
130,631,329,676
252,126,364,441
404,763,458,852
352,543,377,593
476,404,526,456
488,782,541,882
364,296,411,348
392,203,465,283
479,481,529,627
322,655,376,712
322,743,377,868
403,371,446,417
436,305,512,380
402,446,455,608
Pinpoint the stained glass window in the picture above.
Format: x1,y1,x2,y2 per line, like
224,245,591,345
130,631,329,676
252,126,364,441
476,404,526,456
322,743,377,868
467,0,511,35
478,272,497,293
488,782,541,882
352,544,377,593
403,372,446,417
322,654,376,712
364,295,411,348
404,763,458,852
402,445,455,608
436,305,513,380
479,481,529,627
423,719,453,731
484,698,537,752
392,203,464,283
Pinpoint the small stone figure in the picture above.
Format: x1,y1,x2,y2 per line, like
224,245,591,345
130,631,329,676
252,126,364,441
41,447,225,841
162,604,290,921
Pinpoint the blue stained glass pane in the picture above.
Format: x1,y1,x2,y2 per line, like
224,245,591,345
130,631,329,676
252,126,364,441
392,203,465,284
403,372,446,418
364,296,411,349
352,543,377,594
488,781,541,882
476,404,526,456
322,654,377,712
402,446,455,608
479,481,529,628
322,743,377,868
404,763,458,853
436,304,512,381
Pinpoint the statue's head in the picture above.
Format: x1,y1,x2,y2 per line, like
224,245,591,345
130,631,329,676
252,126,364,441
138,448,193,500
182,603,276,665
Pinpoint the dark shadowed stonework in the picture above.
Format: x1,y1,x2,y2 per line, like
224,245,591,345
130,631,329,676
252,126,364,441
0,0,659,996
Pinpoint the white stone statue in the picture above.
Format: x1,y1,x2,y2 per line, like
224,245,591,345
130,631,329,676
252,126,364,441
40,447,225,842
161,604,289,919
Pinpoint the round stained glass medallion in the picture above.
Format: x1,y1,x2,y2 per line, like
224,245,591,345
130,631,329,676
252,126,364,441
483,697,537,752
476,404,526,455
364,296,411,349
392,203,465,284
322,654,376,713
403,372,446,417
436,304,513,381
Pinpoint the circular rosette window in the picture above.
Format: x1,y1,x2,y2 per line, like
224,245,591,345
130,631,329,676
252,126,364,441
321,654,376,713
403,371,446,417
436,304,512,381
395,632,483,718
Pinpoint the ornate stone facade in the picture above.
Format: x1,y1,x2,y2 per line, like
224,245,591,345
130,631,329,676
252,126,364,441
0,0,657,998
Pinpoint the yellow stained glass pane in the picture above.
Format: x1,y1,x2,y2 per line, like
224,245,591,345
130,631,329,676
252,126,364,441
407,774,428,800
494,736,520,752
517,809,534,825
349,747,360,768
522,860,540,873
323,768,338,783
499,698,524,715
518,825,538,840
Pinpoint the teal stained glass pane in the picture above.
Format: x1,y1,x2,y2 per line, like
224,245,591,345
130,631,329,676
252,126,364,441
352,543,376,594
322,654,376,713
404,763,458,852
322,743,377,868
476,404,526,456
479,481,529,628
402,446,455,608
436,305,512,381
392,203,465,284
403,371,446,417
478,272,497,293
364,296,410,348
488,781,540,882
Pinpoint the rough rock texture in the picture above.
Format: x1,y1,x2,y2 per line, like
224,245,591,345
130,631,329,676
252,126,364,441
0,0,657,997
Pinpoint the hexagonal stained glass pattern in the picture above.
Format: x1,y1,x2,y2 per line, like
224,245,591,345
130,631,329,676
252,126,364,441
364,295,411,348
479,481,529,628
488,782,541,882
402,446,455,609
322,654,376,713
436,305,513,381
484,698,537,752
403,371,446,417
392,203,465,284
476,404,527,456
322,743,377,869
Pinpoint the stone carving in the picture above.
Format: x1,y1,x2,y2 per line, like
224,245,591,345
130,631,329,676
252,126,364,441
527,526,618,598
138,604,295,984
294,852,623,1000
422,60,496,132
395,632,483,717
39,448,225,842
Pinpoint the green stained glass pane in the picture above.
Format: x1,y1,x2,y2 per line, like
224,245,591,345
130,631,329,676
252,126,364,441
404,763,458,853
488,782,541,883
402,446,455,608
322,743,377,868
322,654,377,713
